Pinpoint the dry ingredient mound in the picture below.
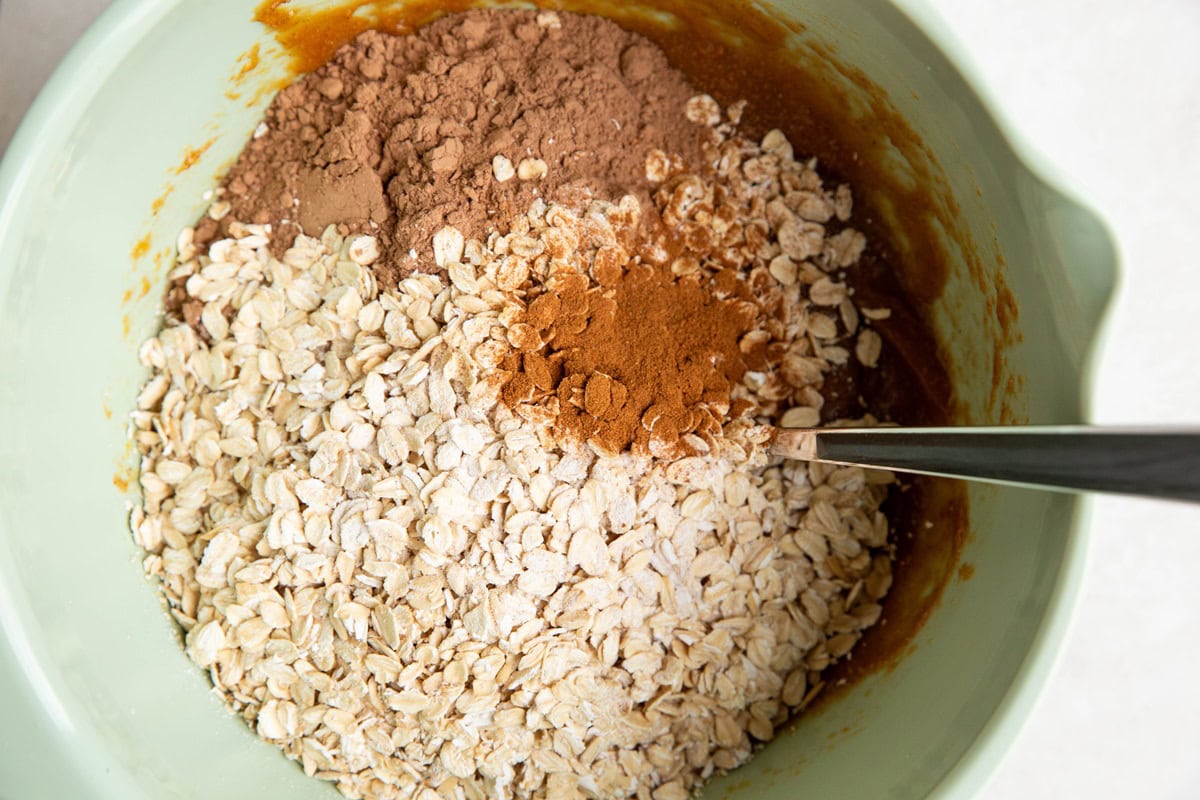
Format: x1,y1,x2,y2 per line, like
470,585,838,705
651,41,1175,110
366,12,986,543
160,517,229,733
192,8,707,289
138,8,901,800
501,255,759,459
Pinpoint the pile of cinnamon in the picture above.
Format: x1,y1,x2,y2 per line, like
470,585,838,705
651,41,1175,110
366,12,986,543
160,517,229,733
502,249,761,457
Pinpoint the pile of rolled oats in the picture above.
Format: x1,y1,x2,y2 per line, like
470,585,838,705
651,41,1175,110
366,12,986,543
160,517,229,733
132,101,894,800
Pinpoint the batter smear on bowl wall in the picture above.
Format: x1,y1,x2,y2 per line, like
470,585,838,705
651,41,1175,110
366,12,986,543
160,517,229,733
131,9,947,799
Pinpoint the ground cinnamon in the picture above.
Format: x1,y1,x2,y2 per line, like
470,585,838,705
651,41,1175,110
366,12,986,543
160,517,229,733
502,256,760,458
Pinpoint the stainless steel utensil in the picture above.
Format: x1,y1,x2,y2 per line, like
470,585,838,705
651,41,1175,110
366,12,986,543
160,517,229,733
768,426,1200,503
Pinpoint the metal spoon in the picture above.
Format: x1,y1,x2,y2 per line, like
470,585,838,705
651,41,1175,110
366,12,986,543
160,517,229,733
768,426,1200,503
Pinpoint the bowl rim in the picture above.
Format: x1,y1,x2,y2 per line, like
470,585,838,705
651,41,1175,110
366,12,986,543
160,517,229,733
0,2,190,795
888,2,1115,796
0,0,1116,797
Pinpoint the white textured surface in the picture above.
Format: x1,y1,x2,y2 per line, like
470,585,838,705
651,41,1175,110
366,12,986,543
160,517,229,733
2,1,1199,797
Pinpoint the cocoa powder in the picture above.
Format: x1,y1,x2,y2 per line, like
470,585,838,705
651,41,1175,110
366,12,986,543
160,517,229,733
192,9,707,289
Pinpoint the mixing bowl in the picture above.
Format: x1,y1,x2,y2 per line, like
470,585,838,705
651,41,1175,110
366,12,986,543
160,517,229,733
0,0,1116,797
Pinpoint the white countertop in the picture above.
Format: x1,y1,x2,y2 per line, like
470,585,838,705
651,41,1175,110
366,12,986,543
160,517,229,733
3,1,1198,797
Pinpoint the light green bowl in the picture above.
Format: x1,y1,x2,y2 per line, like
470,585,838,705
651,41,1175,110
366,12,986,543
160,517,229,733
0,1,1115,797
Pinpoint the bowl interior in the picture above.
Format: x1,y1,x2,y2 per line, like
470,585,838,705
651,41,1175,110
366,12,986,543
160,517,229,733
0,0,1115,798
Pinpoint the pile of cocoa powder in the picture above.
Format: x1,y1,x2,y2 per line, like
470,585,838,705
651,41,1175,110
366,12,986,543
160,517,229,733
192,8,707,288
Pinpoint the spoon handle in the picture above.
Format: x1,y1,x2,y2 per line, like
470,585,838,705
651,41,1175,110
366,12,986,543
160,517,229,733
769,426,1200,503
